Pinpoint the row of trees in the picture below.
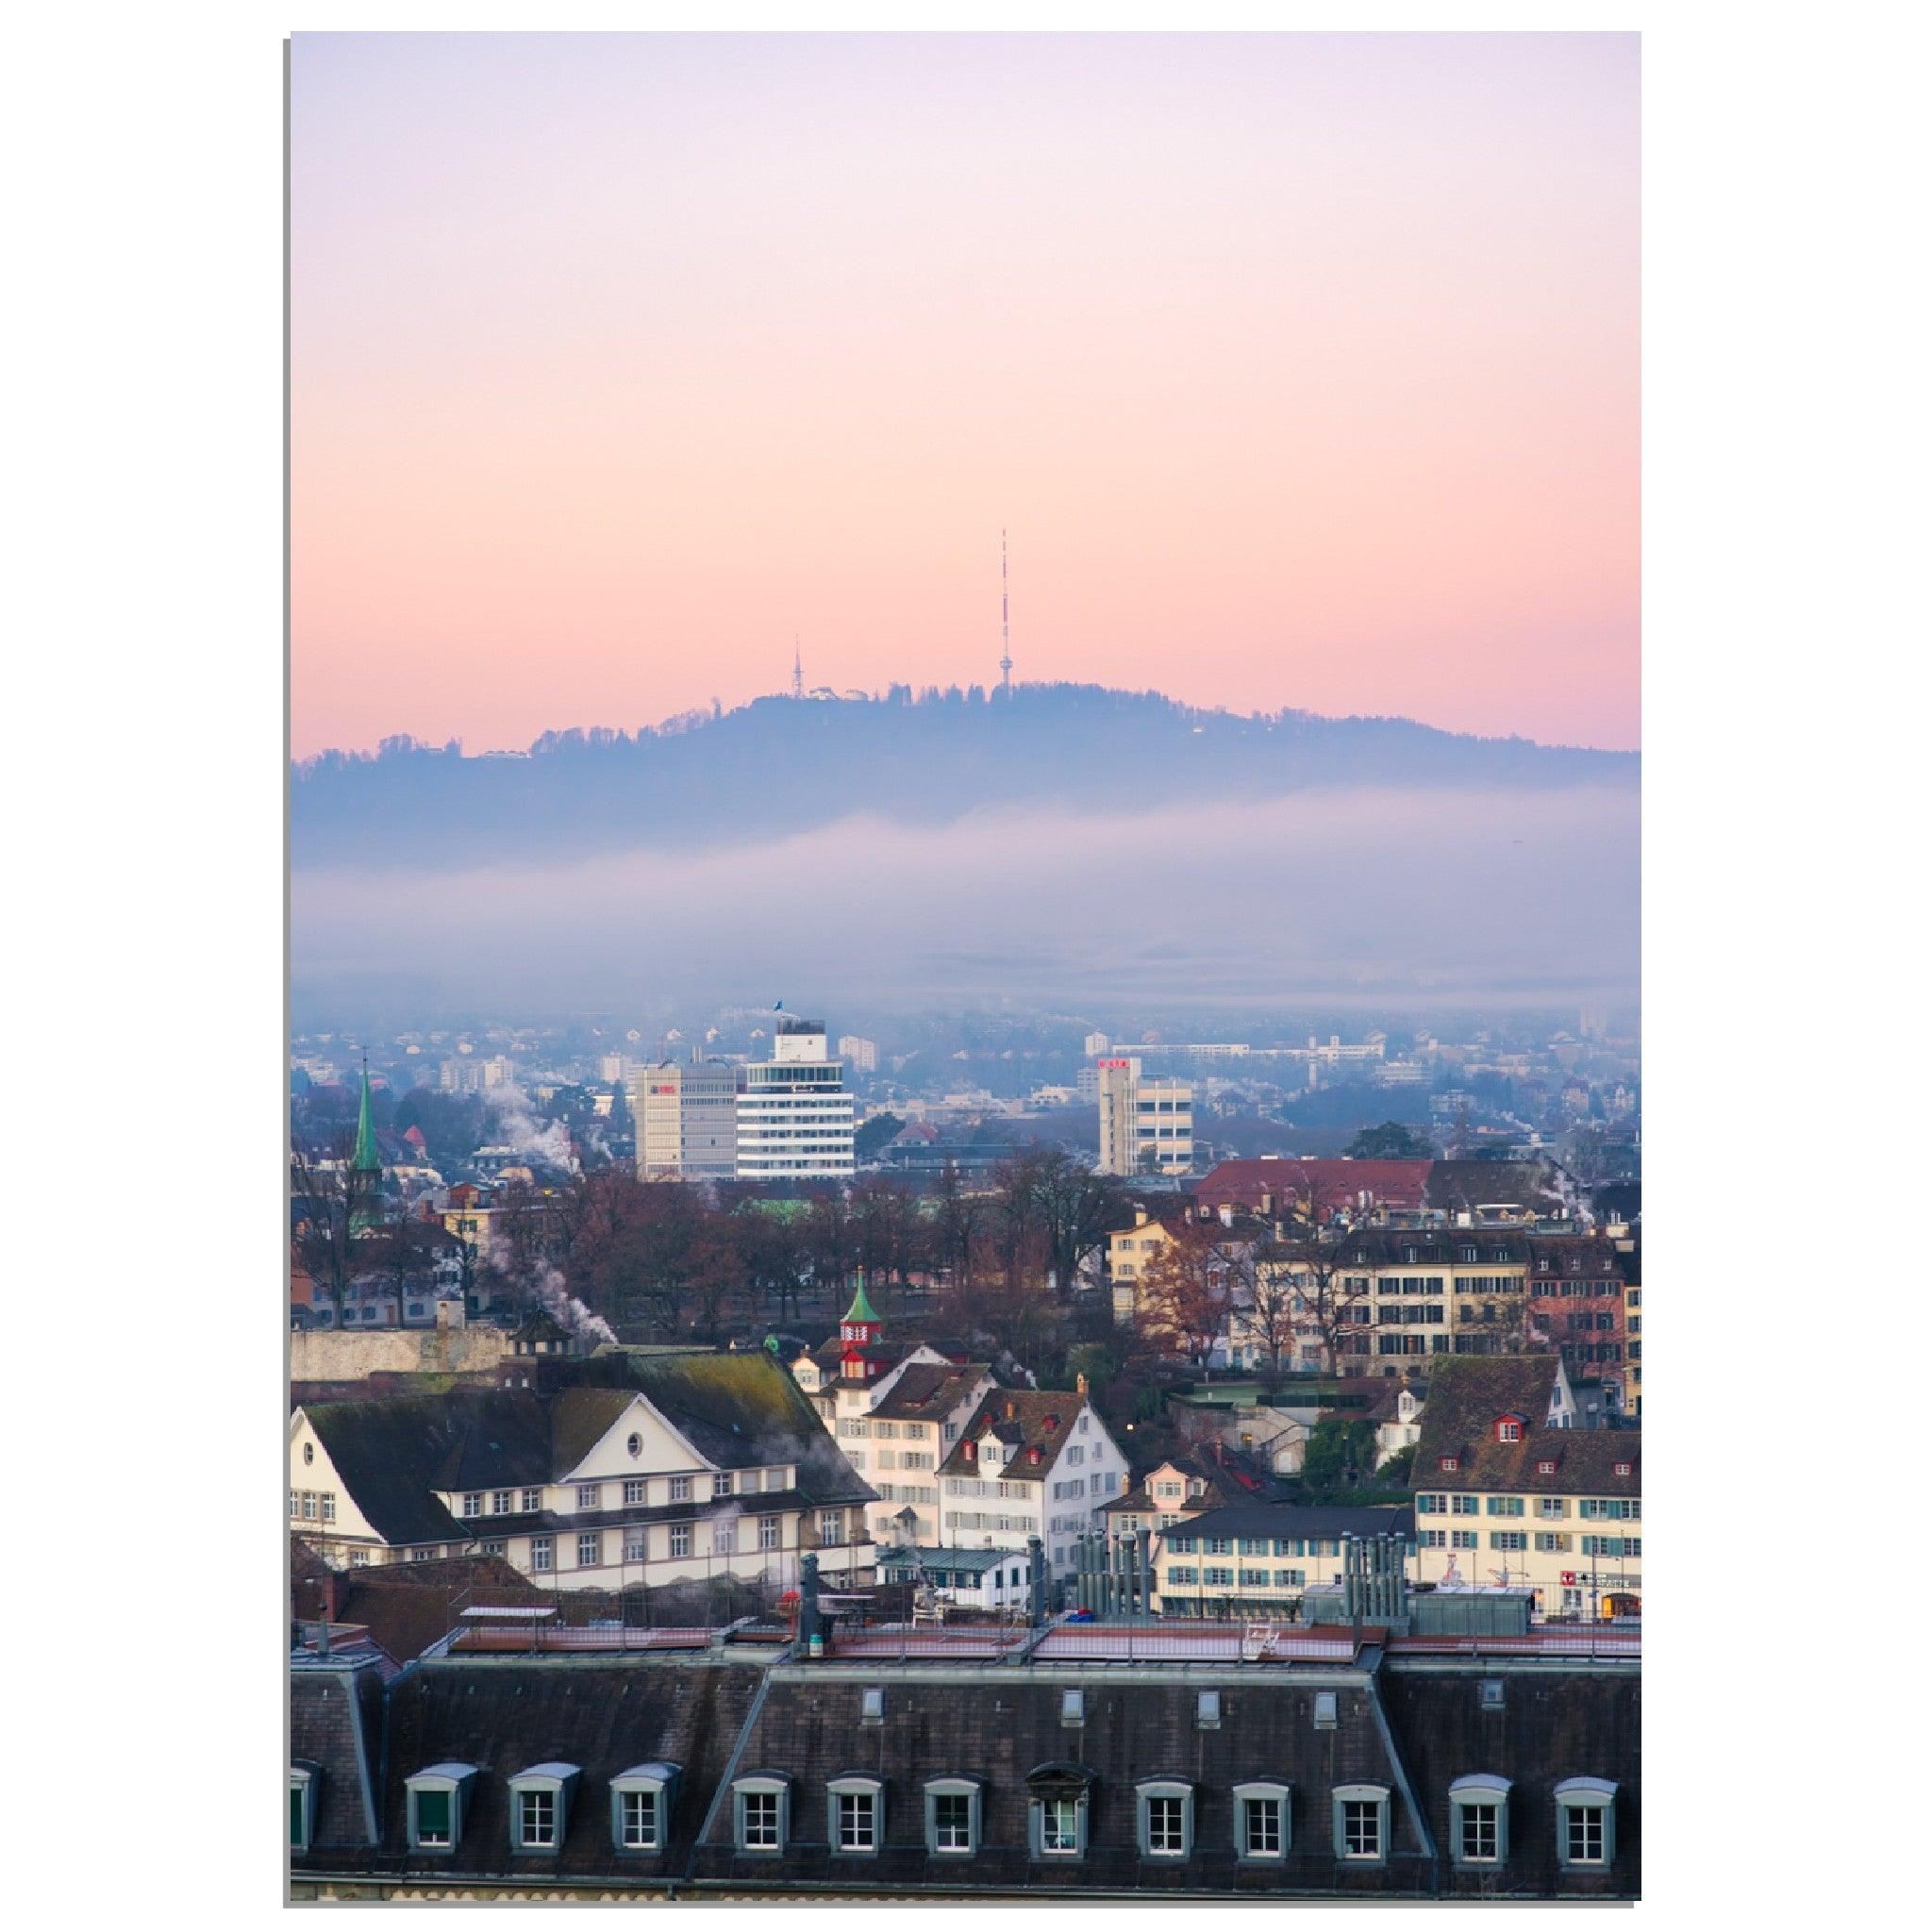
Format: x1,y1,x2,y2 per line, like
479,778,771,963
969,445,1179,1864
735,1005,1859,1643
291,1145,1145,1370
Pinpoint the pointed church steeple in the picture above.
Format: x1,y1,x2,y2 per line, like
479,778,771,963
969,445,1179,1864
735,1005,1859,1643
843,1271,881,1332
347,1056,385,1236
838,1269,883,1374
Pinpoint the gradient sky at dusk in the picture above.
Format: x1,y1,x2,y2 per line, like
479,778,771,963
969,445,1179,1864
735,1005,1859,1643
291,32,1638,758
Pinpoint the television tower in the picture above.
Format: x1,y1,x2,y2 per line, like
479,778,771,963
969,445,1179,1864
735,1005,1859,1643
999,528,1012,695
792,635,803,700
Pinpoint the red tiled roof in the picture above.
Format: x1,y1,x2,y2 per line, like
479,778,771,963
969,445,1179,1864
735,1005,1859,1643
1193,1158,1433,1216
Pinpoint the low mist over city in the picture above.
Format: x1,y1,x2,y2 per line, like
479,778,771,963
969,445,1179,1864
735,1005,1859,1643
292,685,1637,1017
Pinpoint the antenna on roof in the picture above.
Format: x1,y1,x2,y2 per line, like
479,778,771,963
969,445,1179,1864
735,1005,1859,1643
998,529,1012,696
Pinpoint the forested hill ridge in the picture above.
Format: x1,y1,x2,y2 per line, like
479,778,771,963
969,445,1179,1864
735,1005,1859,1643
292,683,1638,869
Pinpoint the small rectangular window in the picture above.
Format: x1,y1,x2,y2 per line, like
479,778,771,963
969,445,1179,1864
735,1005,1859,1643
1313,1691,1338,1729
836,1790,876,1853
1566,1807,1606,1863
1144,1794,1186,1855
1460,1803,1499,1863
522,1488,542,1511
1040,1795,1081,1854
623,1478,646,1505
860,1686,885,1722
620,1789,658,1850
932,1791,973,1852
518,1788,556,1849
1341,1800,1381,1859
741,1790,780,1850
531,1536,553,1573
1061,1689,1085,1724
1196,1690,1221,1727
1243,1796,1281,1857
414,1788,453,1847
670,1475,692,1503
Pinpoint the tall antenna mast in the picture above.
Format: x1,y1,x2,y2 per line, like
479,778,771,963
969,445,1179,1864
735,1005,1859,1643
999,528,1012,695
792,634,803,700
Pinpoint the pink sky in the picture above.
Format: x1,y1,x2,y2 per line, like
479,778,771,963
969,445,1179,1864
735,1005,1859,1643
291,32,1638,758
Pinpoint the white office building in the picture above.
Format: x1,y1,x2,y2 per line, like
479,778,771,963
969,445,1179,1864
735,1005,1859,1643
736,1023,856,1180
1095,1056,1194,1177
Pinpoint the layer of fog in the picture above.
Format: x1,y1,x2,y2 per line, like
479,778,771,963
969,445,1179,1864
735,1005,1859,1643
291,786,1637,1018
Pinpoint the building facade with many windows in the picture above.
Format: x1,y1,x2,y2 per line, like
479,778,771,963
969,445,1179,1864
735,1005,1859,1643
735,1024,855,1180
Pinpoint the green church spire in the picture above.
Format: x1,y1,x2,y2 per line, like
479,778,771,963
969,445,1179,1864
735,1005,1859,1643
347,1057,384,1237
351,1058,381,1174
843,1271,880,1327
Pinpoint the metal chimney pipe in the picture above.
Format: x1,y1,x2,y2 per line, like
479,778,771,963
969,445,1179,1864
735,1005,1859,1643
1137,1529,1154,1621
1027,1536,1045,1627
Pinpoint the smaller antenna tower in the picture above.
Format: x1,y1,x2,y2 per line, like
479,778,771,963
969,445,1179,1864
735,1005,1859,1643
999,528,1012,695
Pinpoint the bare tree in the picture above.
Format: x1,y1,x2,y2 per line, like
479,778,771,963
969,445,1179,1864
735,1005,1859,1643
1264,1220,1372,1377
291,1130,357,1324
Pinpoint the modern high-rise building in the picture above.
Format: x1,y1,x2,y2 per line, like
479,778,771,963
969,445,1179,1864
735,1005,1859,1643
633,1060,741,1180
736,1022,855,1180
1095,1056,1194,1177
836,1034,878,1074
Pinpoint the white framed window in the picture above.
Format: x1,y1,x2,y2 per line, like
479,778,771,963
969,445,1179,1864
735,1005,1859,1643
320,1493,335,1524
609,1762,678,1854
1031,1788,1089,1857
1137,1779,1194,1858
461,1492,482,1518
828,1776,883,1855
1333,1783,1390,1862
713,1473,735,1499
924,1777,981,1856
670,1475,693,1503
670,1524,691,1559
1233,1781,1291,1861
1555,1778,1617,1868
733,1775,791,1855
758,1515,780,1551
576,1483,601,1509
577,1530,602,1568
507,1763,579,1855
1449,1774,1510,1867
712,1520,737,1556
819,1509,844,1544
290,1763,318,1853
491,1490,511,1513
530,1535,553,1573
406,1764,477,1852
522,1488,542,1511
623,1478,646,1506
623,1527,646,1562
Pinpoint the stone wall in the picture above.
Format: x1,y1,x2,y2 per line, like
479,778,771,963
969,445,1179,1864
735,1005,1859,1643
290,1325,513,1381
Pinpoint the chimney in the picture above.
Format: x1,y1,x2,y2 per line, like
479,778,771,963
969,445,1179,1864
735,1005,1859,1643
1027,1536,1046,1627
1074,1372,1090,1398
798,1552,823,1657
1005,1397,1017,1421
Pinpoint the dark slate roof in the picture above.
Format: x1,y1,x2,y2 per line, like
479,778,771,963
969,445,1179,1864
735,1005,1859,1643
1331,1227,1530,1267
1380,1658,1641,1900
1412,1357,1641,1497
1170,1501,1416,1542
867,1360,993,1422
292,1655,768,1886
291,1656,386,1850
938,1391,1095,1483
689,1670,1429,1898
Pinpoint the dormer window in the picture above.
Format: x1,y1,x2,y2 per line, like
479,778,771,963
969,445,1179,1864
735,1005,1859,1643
827,1775,885,1856
733,1774,792,1855
1613,1459,1633,1477
290,1762,319,1852
1537,1458,1557,1475
1494,1416,1524,1443
406,1763,478,1853
1555,1778,1618,1867
1136,1778,1196,1858
610,1762,678,1853
1440,1455,1460,1473
508,1762,581,1854
1450,1774,1511,1866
